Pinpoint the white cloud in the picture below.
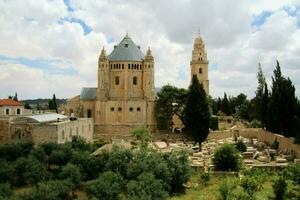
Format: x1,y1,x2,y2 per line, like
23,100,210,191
0,0,299,100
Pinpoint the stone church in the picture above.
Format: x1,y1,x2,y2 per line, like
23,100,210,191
65,33,209,139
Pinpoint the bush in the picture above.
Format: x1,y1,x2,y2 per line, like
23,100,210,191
210,116,219,130
126,172,168,200
235,140,247,152
219,178,238,200
240,176,263,199
0,140,33,161
227,187,248,200
0,183,12,198
68,136,91,152
272,176,287,200
213,144,242,171
250,119,262,128
85,171,123,200
199,172,210,186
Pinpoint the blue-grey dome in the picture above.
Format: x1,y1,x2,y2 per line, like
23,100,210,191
108,34,144,61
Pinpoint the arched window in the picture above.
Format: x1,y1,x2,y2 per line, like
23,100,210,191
129,107,133,112
115,76,120,85
62,130,65,140
133,76,137,85
87,109,92,118
199,68,203,74
5,109,9,115
122,64,124,69
16,108,20,115
137,107,141,112
118,107,122,112
111,107,114,111
128,64,130,69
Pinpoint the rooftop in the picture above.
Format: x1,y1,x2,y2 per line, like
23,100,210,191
108,34,145,61
11,113,68,123
0,99,22,106
80,88,97,100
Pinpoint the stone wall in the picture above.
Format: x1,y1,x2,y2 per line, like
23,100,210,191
94,124,156,141
0,118,10,144
208,130,232,140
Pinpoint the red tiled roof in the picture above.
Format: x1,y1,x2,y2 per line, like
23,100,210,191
0,99,22,106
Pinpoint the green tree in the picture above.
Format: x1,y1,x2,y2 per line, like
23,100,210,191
267,61,299,137
183,75,210,149
126,172,168,200
213,144,241,171
60,163,81,198
52,94,58,113
13,92,18,101
14,156,49,186
0,183,12,199
272,176,287,200
85,171,123,200
24,102,32,109
240,176,263,200
0,159,14,183
221,93,230,116
155,85,187,130
131,128,152,148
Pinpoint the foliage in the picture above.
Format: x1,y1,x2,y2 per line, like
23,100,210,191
60,163,81,197
68,136,91,152
219,178,238,200
0,140,33,161
85,171,123,200
272,176,287,200
240,176,263,199
221,93,230,116
267,61,300,138
155,85,187,130
213,144,241,171
48,94,58,113
22,180,72,200
0,159,14,183
235,140,247,152
126,172,169,200
209,116,219,130
183,75,210,148
131,127,152,147
48,145,73,167
250,119,262,128
13,156,49,186
0,183,12,198
199,172,210,186
255,63,269,126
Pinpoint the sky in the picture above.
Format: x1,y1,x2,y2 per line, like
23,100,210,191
0,0,299,100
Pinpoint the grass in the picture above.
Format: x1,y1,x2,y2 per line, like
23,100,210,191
170,173,275,200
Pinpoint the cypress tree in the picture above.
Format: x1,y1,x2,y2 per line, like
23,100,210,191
52,94,58,113
221,93,230,116
267,61,298,137
255,63,268,124
183,75,210,149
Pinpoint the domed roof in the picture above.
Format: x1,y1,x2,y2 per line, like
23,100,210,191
108,34,144,61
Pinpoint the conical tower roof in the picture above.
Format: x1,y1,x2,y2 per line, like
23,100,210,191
108,34,144,61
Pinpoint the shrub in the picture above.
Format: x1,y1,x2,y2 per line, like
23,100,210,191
68,136,91,152
126,172,168,200
235,140,247,152
272,176,287,200
0,183,12,198
0,140,33,161
219,178,238,200
250,119,262,128
199,172,210,186
227,187,248,200
209,116,219,130
240,176,263,199
85,171,123,200
213,144,242,171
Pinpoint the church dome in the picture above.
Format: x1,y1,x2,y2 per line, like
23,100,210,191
108,34,144,61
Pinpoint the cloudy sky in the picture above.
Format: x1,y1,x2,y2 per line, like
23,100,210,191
0,0,299,100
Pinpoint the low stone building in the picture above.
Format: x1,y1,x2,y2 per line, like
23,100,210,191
0,99,33,144
10,113,93,144
0,99,32,116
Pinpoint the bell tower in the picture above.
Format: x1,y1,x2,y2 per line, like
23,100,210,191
190,35,209,94
97,47,109,99
143,47,155,100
